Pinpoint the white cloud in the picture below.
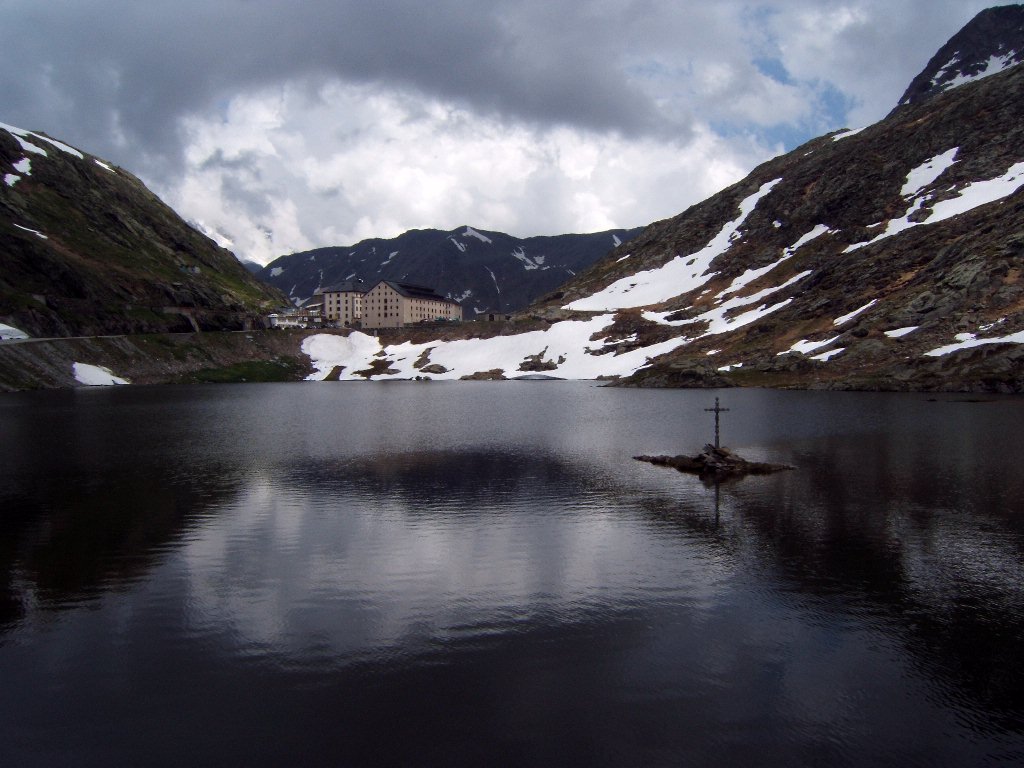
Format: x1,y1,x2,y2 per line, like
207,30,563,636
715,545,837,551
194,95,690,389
161,81,768,263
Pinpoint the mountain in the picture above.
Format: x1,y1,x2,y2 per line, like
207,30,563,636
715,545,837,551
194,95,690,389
897,4,1024,108
518,7,1024,391
1,123,284,337
256,225,640,316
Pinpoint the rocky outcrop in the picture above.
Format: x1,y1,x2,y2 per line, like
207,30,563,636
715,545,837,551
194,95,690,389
635,445,794,480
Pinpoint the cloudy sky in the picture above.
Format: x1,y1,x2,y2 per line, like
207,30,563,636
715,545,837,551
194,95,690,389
2,1,1013,264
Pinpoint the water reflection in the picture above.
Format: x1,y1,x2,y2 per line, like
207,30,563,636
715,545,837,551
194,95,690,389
1,384,1023,765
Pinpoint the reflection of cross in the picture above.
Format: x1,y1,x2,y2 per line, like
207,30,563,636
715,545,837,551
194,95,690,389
704,397,730,448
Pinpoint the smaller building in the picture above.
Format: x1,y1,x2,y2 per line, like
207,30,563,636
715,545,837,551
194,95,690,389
318,280,367,327
361,281,462,329
267,302,323,329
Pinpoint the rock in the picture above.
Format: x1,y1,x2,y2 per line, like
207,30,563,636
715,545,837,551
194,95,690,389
460,368,506,380
635,444,794,480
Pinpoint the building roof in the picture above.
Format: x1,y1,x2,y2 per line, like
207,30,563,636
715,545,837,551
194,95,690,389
376,280,460,305
319,280,368,294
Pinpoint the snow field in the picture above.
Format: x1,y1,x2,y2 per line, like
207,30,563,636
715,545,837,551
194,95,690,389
564,179,782,311
301,315,691,381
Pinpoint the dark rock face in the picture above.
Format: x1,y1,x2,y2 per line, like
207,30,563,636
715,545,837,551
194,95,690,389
256,226,640,316
0,125,284,337
896,5,1024,109
531,11,1024,392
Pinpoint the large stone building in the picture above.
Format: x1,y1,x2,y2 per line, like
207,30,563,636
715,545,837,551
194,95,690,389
360,281,462,329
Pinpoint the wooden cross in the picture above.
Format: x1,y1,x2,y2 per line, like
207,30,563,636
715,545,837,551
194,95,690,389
704,397,730,448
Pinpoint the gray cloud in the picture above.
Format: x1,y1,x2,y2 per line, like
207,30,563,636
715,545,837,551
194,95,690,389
3,1,1001,163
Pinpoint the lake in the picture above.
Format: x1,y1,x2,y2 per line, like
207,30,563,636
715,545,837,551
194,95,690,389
1,381,1023,766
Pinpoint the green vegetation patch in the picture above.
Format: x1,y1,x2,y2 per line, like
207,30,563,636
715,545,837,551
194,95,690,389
180,358,305,384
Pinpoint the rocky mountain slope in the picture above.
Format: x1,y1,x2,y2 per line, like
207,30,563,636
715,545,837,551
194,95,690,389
511,6,1024,391
1,123,284,338
256,225,639,316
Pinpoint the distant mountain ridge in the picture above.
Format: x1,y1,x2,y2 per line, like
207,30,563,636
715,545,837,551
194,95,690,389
256,225,640,316
0,122,283,337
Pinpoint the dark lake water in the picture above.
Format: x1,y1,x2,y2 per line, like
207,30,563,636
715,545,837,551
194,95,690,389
1,381,1023,766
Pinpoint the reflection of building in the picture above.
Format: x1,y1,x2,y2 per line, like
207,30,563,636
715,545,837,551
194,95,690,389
360,281,462,329
318,281,367,327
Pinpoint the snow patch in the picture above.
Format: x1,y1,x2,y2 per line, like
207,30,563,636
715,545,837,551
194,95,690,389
512,246,542,271
13,158,31,174
4,174,20,187
925,329,1024,357
787,224,833,253
612,234,622,247
485,267,501,295
847,155,1024,252
13,223,47,239
463,226,492,244
94,159,115,173
27,133,83,159
810,348,845,362
73,362,129,386
302,332,383,379
645,270,811,341
884,326,918,338
833,299,877,326
718,226,828,301
782,337,841,355
0,322,29,340
902,148,959,198
270,267,284,277
565,178,782,311
832,127,865,141
449,237,467,253
934,52,1019,94
1,122,48,156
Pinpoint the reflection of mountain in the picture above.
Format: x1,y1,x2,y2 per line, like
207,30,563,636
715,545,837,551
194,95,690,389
283,449,608,511
0,463,247,631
